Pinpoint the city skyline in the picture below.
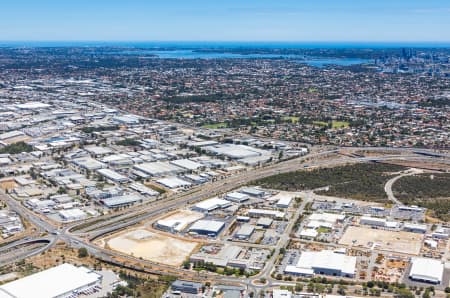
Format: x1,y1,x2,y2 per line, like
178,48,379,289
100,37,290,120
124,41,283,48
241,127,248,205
1,0,450,42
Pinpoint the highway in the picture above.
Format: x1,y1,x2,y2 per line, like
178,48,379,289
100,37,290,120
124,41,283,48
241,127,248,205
0,238,54,265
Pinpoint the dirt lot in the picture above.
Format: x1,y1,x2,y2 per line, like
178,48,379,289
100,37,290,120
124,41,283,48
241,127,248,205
0,179,17,191
99,228,199,266
339,226,423,255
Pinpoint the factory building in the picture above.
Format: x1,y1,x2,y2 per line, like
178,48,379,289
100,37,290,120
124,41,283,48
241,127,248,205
239,187,266,198
0,157,11,166
256,217,273,228
236,216,250,223
306,220,333,230
133,161,183,177
299,229,318,239
189,245,249,270
225,192,249,203
101,194,143,208
248,208,285,219
157,177,192,189
0,130,25,142
171,280,202,295
285,250,357,278
15,102,51,110
26,198,56,210
359,216,386,227
58,208,87,221
72,157,105,171
0,263,102,298
97,168,128,183
156,219,184,233
276,196,293,208
193,198,231,212
203,144,264,159
309,213,345,224
101,153,133,167
184,174,208,184
188,220,225,237
84,146,113,157
235,224,255,240
409,257,444,284
273,289,292,298
431,227,449,239
403,223,427,234
359,215,399,229
129,183,159,196
170,159,204,171
399,205,424,212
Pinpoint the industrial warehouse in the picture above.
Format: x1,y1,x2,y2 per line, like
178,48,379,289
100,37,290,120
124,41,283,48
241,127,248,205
0,264,103,298
188,219,226,237
408,257,444,284
284,250,357,278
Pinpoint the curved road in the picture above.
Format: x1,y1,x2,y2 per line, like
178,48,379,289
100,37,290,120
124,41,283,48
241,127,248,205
384,168,423,205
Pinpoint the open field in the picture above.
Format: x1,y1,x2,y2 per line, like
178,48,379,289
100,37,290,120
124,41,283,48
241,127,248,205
155,209,204,232
201,122,228,129
282,116,299,124
101,229,198,266
312,120,350,128
255,163,405,202
339,226,423,255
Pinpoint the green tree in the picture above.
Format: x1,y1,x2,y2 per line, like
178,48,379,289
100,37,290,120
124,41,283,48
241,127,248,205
77,247,88,258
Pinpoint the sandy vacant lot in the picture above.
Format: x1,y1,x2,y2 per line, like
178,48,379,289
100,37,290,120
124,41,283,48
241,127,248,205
103,229,197,266
339,226,423,255
0,179,17,191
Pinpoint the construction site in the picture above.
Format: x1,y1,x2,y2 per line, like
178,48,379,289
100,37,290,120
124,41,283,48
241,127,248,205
339,226,424,255
97,228,200,266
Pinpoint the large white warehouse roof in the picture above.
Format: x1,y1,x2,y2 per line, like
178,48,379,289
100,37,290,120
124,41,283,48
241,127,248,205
204,144,267,159
16,102,51,110
97,168,128,182
189,220,225,234
309,212,345,224
134,161,183,176
194,198,231,211
409,257,444,284
170,159,203,170
296,250,356,277
157,177,191,189
0,263,101,298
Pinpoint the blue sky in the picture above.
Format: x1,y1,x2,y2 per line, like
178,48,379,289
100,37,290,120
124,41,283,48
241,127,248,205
0,0,449,42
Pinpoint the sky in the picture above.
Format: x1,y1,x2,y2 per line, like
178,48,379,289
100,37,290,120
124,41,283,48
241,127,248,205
0,0,450,42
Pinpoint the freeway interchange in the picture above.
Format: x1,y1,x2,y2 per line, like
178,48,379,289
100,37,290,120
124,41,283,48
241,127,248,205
0,146,449,296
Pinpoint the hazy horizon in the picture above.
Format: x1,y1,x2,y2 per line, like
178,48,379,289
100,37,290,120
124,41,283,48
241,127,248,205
1,41,450,49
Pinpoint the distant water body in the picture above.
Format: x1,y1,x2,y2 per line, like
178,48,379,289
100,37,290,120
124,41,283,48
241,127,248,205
1,41,450,48
1,41,449,67
113,49,370,67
